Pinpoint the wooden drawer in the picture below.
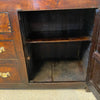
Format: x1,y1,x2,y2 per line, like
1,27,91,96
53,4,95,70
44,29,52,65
0,61,21,83
0,41,17,59
0,12,11,33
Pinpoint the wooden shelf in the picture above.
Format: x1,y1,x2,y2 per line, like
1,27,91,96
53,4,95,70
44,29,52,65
26,37,91,43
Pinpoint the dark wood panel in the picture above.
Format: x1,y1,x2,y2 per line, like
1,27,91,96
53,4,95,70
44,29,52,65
19,9,95,40
97,20,100,53
28,42,81,60
88,10,100,93
7,11,29,83
0,41,17,59
86,10,100,81
0,12,11,32
92,59,100,91
8,11,26,60
91,11,100,93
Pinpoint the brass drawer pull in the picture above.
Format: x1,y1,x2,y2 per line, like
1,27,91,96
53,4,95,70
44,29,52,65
0,47,5,53
0,72,10,78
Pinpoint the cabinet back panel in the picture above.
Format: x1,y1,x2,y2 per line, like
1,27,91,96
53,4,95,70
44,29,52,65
19,9,95,40
27,42,81,60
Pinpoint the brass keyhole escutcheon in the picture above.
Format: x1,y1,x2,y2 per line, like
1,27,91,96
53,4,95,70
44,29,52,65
0,72,10,78
0,47,5,53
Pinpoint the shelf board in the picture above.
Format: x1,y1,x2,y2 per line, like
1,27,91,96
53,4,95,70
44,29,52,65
26,37,91,43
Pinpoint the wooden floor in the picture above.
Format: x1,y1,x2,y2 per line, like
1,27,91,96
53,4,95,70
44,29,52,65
31,60,86,82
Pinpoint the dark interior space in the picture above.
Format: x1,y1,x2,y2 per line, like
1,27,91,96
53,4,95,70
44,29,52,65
18,9,96,82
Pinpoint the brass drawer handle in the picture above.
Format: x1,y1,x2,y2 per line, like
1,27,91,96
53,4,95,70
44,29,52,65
0,47,5,53
0,72,10,78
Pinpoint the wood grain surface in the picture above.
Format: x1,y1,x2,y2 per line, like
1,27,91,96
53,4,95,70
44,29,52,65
0,12,11,33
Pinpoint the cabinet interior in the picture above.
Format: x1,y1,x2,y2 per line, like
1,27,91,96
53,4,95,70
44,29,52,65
18,9,96,83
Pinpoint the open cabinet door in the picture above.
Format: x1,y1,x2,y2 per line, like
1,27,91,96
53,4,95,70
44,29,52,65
88,10,100,93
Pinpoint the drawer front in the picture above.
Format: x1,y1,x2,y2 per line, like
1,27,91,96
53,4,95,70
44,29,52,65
0,41,17,59
0,12,11,33
0,61,20,83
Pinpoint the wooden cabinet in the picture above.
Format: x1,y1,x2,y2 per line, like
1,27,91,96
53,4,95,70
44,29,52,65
0,0,100,99
18,9,95,82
